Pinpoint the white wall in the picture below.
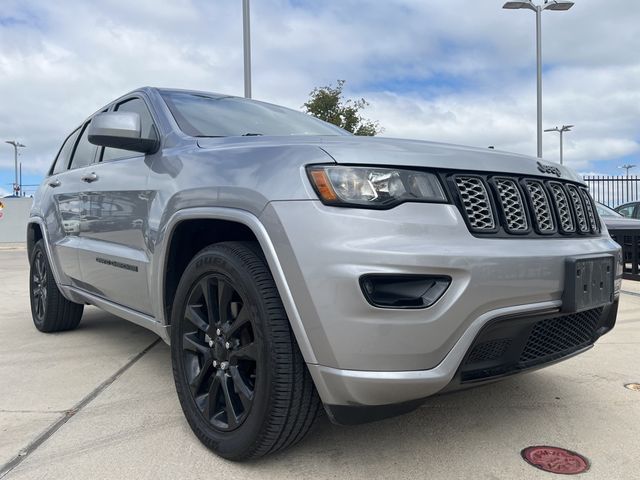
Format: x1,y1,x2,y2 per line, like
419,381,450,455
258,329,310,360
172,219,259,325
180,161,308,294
0,198,33,243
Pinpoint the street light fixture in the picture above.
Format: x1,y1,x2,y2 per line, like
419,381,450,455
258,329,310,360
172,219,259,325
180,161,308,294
503,2,536,10
620,164,636,177
5,140,26,197
544,1,574,10
544,124,573,165
502,0,575,158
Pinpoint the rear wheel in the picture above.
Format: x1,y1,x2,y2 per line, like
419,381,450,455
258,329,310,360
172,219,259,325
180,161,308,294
170,241,320,460
29,240,83,332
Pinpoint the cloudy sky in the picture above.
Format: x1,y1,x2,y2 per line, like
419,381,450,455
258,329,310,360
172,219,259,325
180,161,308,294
0,0,639,196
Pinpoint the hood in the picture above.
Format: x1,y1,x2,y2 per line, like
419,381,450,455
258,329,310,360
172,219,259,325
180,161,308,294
197,135,582,183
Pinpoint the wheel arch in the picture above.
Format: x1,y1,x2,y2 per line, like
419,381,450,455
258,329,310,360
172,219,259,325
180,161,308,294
26,218,65,285
26,220,43,260
26,217,78,306
156,207,317,364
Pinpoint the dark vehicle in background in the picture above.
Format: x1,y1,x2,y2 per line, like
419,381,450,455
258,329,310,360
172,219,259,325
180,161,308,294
597,202,640,230
615,201,640,219
598,202,640,280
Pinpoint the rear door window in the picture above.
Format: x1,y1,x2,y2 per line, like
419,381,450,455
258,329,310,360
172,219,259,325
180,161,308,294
52,128,81,175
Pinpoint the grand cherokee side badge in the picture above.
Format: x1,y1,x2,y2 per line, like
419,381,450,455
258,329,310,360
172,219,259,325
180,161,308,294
537,161,562,177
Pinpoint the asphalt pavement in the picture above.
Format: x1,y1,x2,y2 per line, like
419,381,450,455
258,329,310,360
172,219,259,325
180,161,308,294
1,247,638,479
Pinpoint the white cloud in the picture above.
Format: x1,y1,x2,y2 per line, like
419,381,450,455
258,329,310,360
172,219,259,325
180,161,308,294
0,0,638,178
365,63,640,171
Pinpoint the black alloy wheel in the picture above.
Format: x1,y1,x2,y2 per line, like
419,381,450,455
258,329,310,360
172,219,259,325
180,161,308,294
29,239,83,332
170,241,321,460
31,249,48,321
181,274,259,431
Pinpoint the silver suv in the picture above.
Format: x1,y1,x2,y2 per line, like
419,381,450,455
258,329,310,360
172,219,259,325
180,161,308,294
28,87,621,460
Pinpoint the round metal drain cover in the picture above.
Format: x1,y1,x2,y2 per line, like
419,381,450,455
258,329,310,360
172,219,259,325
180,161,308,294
521,446,590,475
625,383,640,392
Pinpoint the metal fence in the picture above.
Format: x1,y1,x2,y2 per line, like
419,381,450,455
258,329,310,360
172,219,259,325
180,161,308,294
583,175,640,208
582,176,640,280
609,229,640,281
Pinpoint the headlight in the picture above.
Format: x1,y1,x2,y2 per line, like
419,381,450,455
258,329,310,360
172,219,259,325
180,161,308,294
307,165,447,208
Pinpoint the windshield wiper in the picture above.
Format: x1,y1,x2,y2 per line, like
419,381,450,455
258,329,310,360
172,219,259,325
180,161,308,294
242,133,263,136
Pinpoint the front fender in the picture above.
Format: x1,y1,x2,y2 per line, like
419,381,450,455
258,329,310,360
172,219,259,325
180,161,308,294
151,207,318,364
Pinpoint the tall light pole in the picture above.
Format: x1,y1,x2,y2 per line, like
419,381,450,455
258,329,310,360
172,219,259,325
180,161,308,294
503,0,575,158
544,124,573,165
242,0,252,98
5,140,26,197
620,164,636,177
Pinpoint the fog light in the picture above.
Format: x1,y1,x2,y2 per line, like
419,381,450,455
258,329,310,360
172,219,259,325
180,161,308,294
359,274,451,309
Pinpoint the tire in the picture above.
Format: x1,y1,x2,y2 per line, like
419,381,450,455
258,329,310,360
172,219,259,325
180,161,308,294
29,239,84,332
170,241,321,460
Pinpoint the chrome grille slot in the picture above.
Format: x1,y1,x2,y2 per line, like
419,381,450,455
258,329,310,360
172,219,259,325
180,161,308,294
454,176,496,231
495,178,528,232
566,184,590,233
548,182,575,233
580,187,600,233
524,180,555,233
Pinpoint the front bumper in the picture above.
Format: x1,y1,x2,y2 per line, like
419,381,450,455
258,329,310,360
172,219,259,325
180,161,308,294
316,300,617,425
259,200,620,407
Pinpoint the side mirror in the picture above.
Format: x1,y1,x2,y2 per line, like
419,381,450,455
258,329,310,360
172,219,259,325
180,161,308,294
88,112,159,153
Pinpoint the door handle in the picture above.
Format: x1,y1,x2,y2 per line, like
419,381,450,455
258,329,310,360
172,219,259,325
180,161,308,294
81,172,99,183
48,179,61,188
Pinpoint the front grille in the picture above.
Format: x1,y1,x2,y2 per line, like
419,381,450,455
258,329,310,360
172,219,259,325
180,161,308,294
494,178,528,232
524,180,555,233
565,184,589,233
450,174,600,237
454,176,496,231
519,308,602,366
549,182,575,233
580,188,600,233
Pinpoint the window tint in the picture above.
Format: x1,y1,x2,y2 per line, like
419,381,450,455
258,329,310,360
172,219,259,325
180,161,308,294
70,122,98,170
102,97,157,162
617,205,634,218
52,128,81,174
160,91,348,138
596,203,621,218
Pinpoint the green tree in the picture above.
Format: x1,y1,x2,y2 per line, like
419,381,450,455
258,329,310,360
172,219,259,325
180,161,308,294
303,80,381,136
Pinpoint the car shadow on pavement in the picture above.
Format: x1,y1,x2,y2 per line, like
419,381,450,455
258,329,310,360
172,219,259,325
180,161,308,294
245,364,610,477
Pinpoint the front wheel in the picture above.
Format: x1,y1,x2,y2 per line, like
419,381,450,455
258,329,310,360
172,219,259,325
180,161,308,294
170,241,320,460
29,240,84,332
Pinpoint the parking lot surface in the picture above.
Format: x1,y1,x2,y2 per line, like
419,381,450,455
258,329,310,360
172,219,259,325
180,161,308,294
1,247,639,479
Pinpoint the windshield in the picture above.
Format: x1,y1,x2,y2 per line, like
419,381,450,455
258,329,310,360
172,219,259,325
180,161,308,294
596,202,622,218
160,90,349,138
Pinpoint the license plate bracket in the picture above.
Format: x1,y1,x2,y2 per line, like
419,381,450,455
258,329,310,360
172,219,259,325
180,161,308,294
562,255,614,313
